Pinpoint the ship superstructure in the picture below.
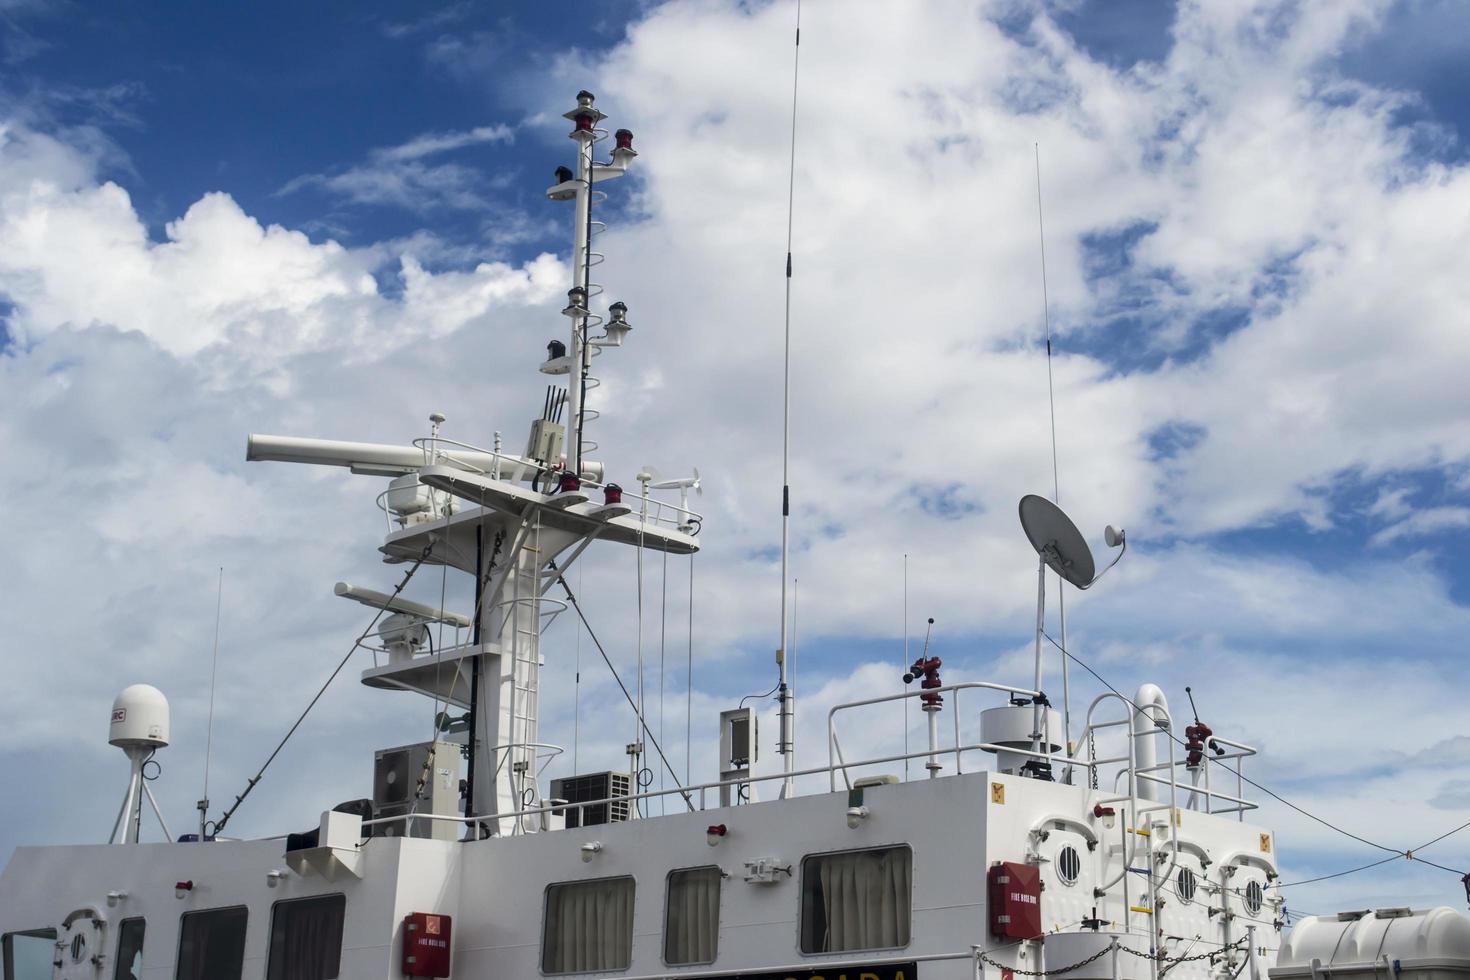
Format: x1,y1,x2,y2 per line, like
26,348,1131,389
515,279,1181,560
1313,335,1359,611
1,91,1295,980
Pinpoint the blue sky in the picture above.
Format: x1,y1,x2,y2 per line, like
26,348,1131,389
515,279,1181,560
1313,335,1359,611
2,0,1470,925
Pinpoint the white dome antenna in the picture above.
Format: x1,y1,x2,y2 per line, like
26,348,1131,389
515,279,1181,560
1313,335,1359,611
108,685,174,845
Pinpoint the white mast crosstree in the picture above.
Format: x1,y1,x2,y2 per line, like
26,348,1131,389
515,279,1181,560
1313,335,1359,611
246,92,701,835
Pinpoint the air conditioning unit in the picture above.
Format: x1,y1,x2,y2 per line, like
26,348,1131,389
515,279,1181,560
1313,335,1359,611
549,772,632,828
373,740,461,841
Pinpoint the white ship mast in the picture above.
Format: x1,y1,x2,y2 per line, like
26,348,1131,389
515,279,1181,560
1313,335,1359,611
246,91,701,836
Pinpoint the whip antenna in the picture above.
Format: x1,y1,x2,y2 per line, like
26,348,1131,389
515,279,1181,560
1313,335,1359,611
1034,143,1074,774
198,566,223,840
775,0,804,799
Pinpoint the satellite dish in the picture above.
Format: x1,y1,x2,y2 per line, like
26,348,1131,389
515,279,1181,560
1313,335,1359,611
1018,494,1096,589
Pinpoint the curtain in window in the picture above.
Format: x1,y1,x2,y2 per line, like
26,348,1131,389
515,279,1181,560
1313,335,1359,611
267,895,345,980
542,877,635,973
818,847,912,952
113,918,145,980
176,907,247,980
664,867,721,965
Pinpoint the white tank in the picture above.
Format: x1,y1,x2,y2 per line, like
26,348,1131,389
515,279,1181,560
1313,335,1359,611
1272,908,1470,980
980,704,1063,775
109,684,170,749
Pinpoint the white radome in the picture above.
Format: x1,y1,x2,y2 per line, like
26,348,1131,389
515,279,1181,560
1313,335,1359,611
108,683,170,750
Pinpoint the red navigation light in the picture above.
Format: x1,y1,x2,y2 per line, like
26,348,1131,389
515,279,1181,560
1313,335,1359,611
604,484,623,505
574,112,595,133
558,473,581,494
615,128,634,150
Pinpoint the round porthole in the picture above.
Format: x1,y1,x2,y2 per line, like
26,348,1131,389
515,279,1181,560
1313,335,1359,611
1057,845,1081,886
1244,879,1264,915
1177,867,1197,904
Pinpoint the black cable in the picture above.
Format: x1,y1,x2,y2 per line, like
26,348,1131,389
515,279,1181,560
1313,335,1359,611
740,681,780,710
1044,631,1469,877
547,561,694,810
212,548,431,836
1277,855,1401,888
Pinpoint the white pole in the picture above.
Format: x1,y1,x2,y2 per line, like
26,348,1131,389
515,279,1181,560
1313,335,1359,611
925,707,940,778
566,121,595,476
1031,555,1047,759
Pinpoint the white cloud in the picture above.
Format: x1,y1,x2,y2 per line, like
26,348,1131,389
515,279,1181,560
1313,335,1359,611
277,124,516,212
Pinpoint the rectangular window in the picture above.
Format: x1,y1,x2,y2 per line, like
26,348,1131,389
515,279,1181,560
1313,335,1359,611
267,894,345,980
664,866,721,965
176,907,248,980
541,876,635,974
799,845,912,954
3,930,57,980
114,918,146,980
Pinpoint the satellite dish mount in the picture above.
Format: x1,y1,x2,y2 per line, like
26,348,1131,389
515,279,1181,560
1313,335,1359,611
1017,495,1127,765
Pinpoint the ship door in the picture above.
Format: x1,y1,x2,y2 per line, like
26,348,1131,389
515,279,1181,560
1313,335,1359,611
53,909,104,980
1041,824,1095,933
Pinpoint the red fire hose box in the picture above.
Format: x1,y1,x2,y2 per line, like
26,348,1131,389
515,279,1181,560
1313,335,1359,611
403,912,452,977
988,861,1042,940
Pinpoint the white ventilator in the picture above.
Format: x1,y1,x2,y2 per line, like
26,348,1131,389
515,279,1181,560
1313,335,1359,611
108,684,174,844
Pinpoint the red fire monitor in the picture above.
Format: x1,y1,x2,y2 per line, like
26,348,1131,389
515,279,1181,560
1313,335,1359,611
988,861,1042,940
402,912,452,978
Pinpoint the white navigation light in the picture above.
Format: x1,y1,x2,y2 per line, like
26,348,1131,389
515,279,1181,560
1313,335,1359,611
110,684,170,750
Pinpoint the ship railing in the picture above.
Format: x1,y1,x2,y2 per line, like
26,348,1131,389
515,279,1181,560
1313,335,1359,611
368,436,703,534
347,737,1100,839
825,681,1071,791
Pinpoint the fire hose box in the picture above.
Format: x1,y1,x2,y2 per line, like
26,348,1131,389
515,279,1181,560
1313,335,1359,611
403,912,452,977
989,861,1042,940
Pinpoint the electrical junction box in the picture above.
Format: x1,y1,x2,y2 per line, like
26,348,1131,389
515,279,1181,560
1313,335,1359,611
527,418,565,466
989,861,1042,940
402,912,452,978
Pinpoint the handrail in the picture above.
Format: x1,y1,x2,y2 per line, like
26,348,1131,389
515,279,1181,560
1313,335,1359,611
340,738,1082,838
372,438,705,533
826,681,1051,791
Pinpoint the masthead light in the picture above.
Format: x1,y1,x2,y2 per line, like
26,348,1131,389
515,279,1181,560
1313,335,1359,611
563,286,588,316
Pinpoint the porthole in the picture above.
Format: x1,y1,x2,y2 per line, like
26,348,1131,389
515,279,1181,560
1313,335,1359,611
1057,845,1081,886
1177,867,1197,904
1244,880,1264,915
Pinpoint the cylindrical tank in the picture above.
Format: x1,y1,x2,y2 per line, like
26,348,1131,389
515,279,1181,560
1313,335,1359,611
109,684,170,749
980,704,1063,775
1272,908,1470,980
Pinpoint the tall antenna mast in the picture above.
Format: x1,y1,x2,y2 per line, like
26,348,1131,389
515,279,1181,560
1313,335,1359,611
1034,144,1073,774
776,0,804,799
198,566,223,841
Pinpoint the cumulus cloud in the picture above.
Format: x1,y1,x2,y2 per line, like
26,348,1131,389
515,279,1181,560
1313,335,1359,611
1,0,1468,916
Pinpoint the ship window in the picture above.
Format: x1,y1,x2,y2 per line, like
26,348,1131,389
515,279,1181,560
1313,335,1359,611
114,918,146,980
1244,880,1264,915
267,894,346,980
176,906,248,980
541,876,635,974
1057,846,1081,886
1177,868,1197,904
3,929,57,980
799,845,912,954
664,866,721,965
